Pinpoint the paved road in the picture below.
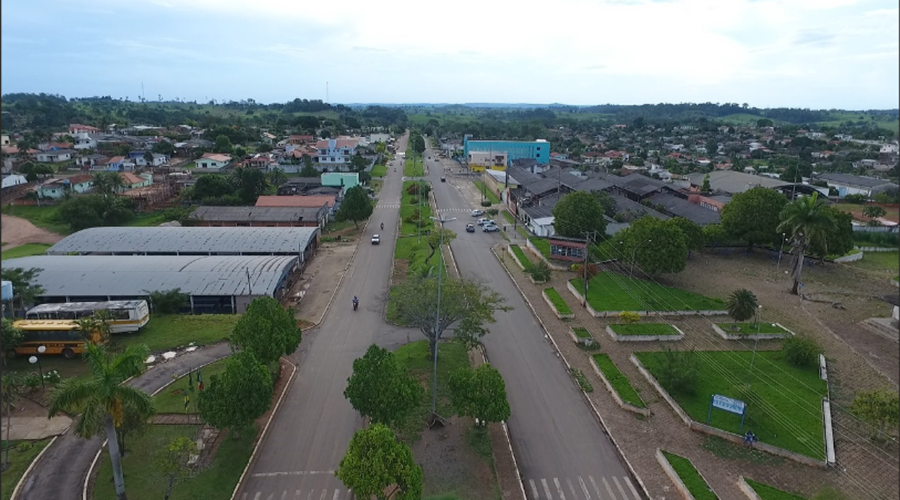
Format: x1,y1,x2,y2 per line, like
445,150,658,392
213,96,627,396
18,342,232,500
235,134,415,500
422,144,641,500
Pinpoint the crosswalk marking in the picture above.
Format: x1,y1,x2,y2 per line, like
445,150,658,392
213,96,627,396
554,478,566,500
578,476,591,500
589,476,602,499
295,490,301,500
523,475,640,499
318,490,327,500
624,477,639,499
333,490,341,500
282,492,288,500
530,479,540,499
567,478,578,499
613,477,628,500
602,477,616,499
542,478,553,499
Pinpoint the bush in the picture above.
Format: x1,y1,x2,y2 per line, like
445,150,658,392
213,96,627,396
148,288,190,314
479,200,491,207
529,260,552,282
842,194,867,204
656,348,699,395
16,442,33,452
619,311,640,324
782,336,819,367
43,369,61,385
22,373,42,392
486,208,499,216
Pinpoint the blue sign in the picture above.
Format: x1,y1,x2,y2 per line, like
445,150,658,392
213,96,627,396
711,394,745,415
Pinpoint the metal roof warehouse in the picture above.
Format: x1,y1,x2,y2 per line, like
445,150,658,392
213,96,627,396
2,255,300,314
46,227,319,263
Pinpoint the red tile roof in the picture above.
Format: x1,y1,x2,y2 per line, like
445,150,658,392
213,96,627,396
255,195,335,208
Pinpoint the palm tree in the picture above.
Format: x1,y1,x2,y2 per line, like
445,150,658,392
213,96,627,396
725,289,758,329
75,310,112,345
777,193,835,295
48,343,152,500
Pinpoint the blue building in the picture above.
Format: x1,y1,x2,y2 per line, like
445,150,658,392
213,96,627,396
464,135,550,167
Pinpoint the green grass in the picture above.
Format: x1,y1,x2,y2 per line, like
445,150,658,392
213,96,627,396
112,314,240,353
609,323,680,336
593,354,646,408
91,424,256,500
152,359,228,413
744,478,807,500
570,368,593,393
572,327,592,339
473,181,500,204
370,164,387,177
466,425,493,467
180,161,197,169
404,150,425,177
716,322,790,335
1,439,52,500
400,181,434,237
501,211,515,224
1,243,52,260
4,354,91,383
529,237,550,259
509,245,534,271
637,350,827,459
660,451,718,500
393,340,469,442
0,205,70,235
849,251,899,273
543,288,573,315
571,272,725,312
700,435,784,465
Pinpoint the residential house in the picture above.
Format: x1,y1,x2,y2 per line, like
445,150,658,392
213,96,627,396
288,135,315,145
315,137,360,171
69,124,100,135
76,154,109,170
1,174,27,190
196,153,233,171
368,133,391,143
276,177,323,195
814,173,899,198
120,172,153,190
105,156,136,171
35,149,76,163
321,172,360,192
187,205,328,228
1,135,9,147
72,133,98,150
260,132,277,144
37,174,94,199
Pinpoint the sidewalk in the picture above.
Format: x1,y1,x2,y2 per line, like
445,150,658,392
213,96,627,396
4,416,72,440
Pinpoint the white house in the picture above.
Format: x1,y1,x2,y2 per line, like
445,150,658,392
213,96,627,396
135,153,169,167
815,173,899,198
1,135,9,147
196,153,232,171
37,174,94,199
315,137,359,171
72,133,98,150
368,133,391,143
528,216,555,237
1,174,27,190
35,149,76,163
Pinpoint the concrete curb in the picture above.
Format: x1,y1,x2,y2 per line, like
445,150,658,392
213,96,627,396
310,216,373,333
491,245,652,500
231,357,299,500
11,435,59,500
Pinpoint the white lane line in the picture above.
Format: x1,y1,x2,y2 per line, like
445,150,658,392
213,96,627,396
578,476,592,500
542,478,553,499
332,490,340,500
295,490,301,500
554,478,567,500
602,477,616,500
529,479,540,499
624,477,640,499
252,493,260,500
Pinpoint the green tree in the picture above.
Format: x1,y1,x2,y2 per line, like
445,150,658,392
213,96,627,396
1,318,24,364
154,436,198,500
862,205,887,224
299,155,318,177
720,187,788,248
197,350,273,438
782,336,819,367
448,364,510,424
336,185,374,229
592,191,617,217
655,347,699,395
425,228,457,265
229,166,268,204
851,389,900,441
412,135,426,154
143,151,154,167
616,216,688,276
92,171,125,195
668,217,705,255
700,174,711,193
266,168,288,188
0,267,45,317
230,297,301,365
2,372,24,467
57,194,135,231
213,134,234,154
187,174,234,202
335,424,423,500
350,153,369,171
808,206,853,259
151,141,175,156
776,192,834,295
147,289,189,314
552,191,607,238
390,276,510,358
343,345,423,427
74,309,113,345
48,343,152,500
725,289,758,329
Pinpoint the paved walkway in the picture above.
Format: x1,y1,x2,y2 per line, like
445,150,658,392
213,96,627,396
4,416,72,441
15,342,232,500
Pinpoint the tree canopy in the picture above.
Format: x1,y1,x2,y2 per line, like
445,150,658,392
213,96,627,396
720,187,788,247
57,194,135,231
615,216,689,276
336,185,373,229
777,192,834,294
197,350,273,437
335,424,423,500
725,289,758,326
552,191,607,238
343,345,423,427
0,267,45,315
230,297,301,365
448,364,510,424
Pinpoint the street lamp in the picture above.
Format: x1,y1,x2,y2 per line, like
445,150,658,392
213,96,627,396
631,240,650,278
29,345,46,389
429,215,456,416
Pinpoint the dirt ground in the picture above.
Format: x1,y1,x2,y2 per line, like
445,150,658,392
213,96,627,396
411,417,498,500
1,214,65,249
283,240,358,329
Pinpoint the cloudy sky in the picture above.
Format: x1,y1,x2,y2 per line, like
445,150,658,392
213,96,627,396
1,0,897,109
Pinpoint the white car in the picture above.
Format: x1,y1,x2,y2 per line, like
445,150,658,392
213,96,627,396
371,234,381,245
472,210,485,217
482,224,499,232
476,217,490,226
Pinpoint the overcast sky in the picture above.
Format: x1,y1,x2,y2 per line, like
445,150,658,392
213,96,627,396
1,0,897,109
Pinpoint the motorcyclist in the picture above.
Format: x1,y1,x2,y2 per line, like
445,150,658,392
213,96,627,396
352,296,359,310
380,222,384,230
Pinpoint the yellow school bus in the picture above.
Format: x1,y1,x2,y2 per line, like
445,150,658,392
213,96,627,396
10,320,87,359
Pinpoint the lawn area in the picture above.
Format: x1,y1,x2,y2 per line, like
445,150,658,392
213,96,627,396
1,205,70,235
473,181,500,204
593,354,646,408
112,314,240,353
91,424,255,500
153,358,228,413
571,272,726,312
400,181,434,237
393,340,469,442
572,327,592,339
509,244,534,271
501,211,515,224
849,251,900,274
5,354,91,384
1,243,52,260
371,164,387,177
660,451,719,500
529,237,550,259
715,322,790,335
609,323,680,336
404,151,425,177
1,439,52,500
834,203,900,223
543,288,573,315
637,350,827,459
744,478,806,500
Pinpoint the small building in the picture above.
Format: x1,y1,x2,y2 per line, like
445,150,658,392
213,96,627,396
37,174,94,199
35,149,76,163
255,195,336,211
548,236,587,262
187,205,329,228
467,151,509,171
814,173,899,198
321,172,359,191
76,154,109,169
69,124,100,135
315,137,360,170
120,172,153,190
196,153,233,171
2,174,27,190
464,136,550,165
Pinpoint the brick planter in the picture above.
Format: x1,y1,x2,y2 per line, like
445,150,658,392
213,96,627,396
589,355,651,417
711,322,794,340
605,324,685,342
542,289,575,319
568,327,598,348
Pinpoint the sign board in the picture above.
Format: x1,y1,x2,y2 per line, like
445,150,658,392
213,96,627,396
711,394,745,415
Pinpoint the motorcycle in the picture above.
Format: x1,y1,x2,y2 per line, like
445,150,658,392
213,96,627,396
352,298,359,311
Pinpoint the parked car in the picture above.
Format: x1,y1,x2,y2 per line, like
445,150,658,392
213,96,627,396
440,177,446,182
483,224,499,232
472,210,485,217
371,234,380,245
465,223,476,233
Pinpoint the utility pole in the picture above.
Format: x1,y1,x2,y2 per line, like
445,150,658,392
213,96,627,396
429,215,456,415
581,231,596,307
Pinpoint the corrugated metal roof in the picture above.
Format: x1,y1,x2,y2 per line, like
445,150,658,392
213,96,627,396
47,227,319,255
3,255,298,298
189,206,324,222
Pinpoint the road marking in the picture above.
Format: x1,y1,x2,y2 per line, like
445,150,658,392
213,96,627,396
333,490,341,500
567,478,577,499
252,470,335,477
624,477,640,499
554,478,566,500
578,476,591,500
306,491,313,500
542,478,553,499
281,492,288,500
613,477,628,500
529,479,540,499
602,477,616,500
266,493,274,500
295,490,301,500
589,476,602,499
318,489,327,500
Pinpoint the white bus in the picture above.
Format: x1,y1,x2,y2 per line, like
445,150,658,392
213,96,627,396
25,300,151,334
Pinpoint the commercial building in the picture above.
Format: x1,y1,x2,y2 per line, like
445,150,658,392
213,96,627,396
463,136,550,168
